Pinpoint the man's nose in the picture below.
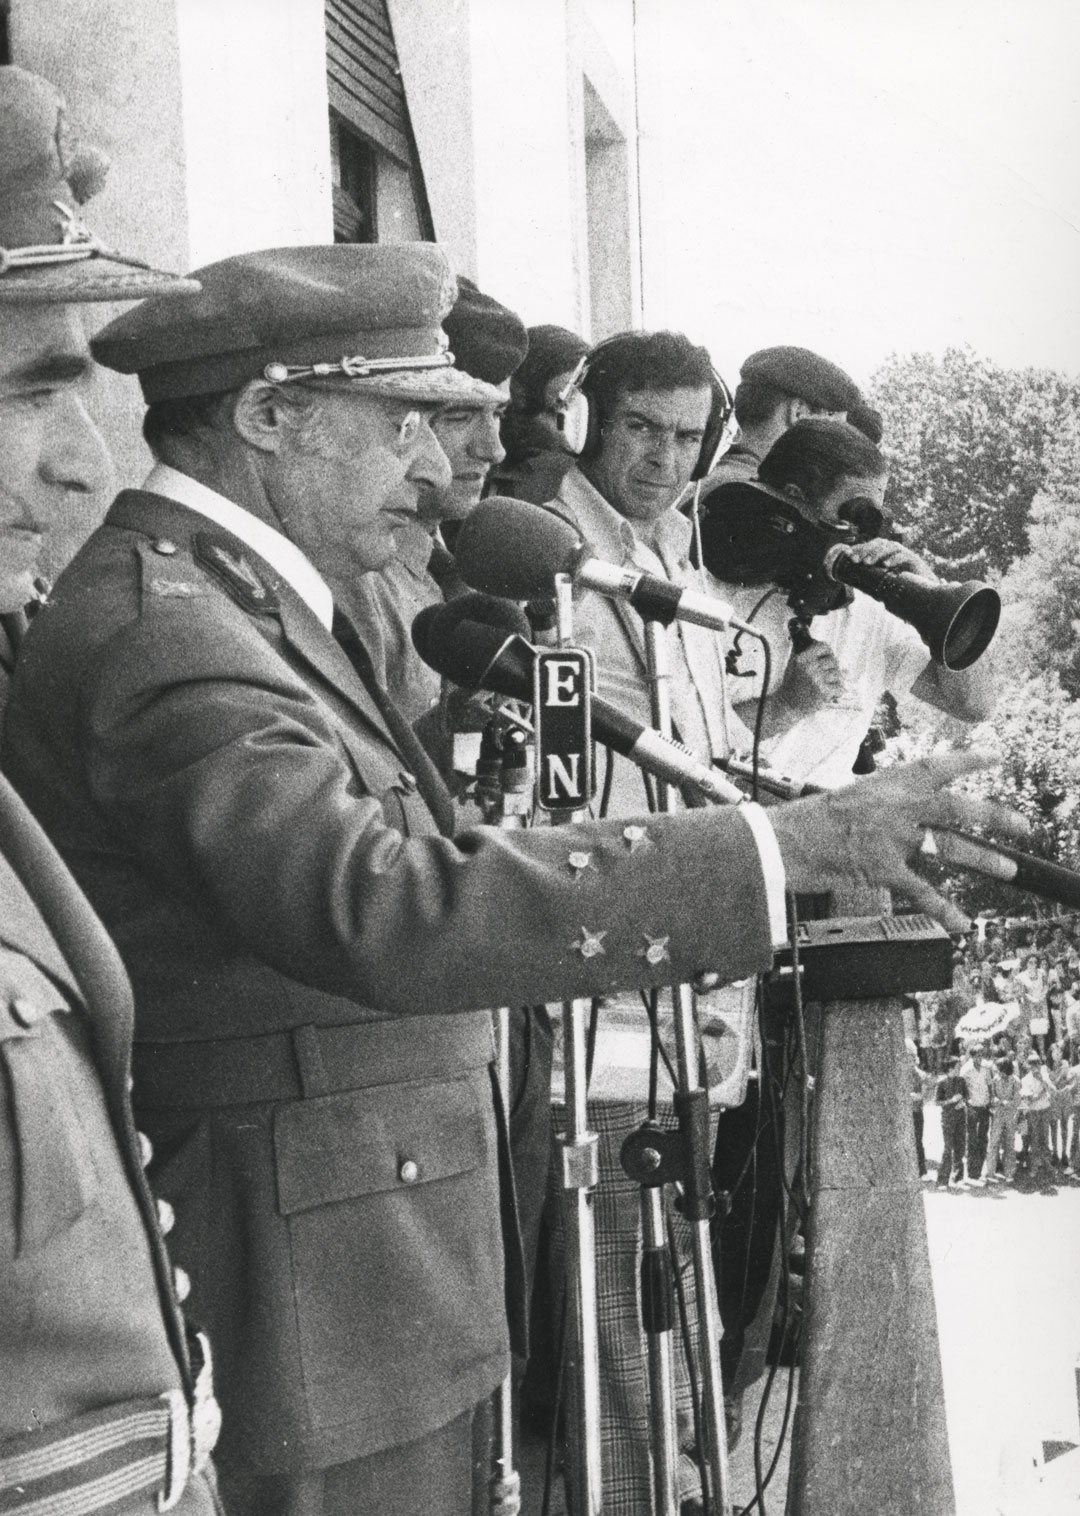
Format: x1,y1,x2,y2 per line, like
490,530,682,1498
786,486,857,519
38,394,113,501
407,416,453,492
643,432,678,470
468,411,505,467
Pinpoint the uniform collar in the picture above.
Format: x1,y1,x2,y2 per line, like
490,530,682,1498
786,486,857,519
142,462,334,630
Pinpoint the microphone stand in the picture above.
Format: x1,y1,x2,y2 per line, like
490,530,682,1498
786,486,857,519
550,571,603,1516
483,725,530,1516
638,615,733,1516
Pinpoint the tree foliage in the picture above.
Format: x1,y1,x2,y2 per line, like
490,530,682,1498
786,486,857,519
868,347,1080,579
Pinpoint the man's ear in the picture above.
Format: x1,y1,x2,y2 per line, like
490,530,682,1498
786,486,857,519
785,396,813,426
231,380,295,454
781,481,808,505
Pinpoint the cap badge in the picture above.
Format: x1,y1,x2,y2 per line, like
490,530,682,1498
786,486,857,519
194,534,278,615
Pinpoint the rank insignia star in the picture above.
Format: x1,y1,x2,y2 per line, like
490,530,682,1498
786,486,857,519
637,934,671,967
570,927,607,959
622,824,650,852
567,850,594,877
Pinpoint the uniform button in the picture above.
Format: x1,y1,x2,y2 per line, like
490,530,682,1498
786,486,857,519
138,1131,154,1168
399,1159,420,1184
10,996,36,1028
174,1266,192,1303
156,1198,176,1235
153,538,179,556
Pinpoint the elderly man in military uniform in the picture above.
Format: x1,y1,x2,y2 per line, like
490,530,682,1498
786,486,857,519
3,238,1019,1516
0,65,220,1516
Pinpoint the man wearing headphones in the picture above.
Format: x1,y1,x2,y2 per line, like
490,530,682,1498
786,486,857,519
540,331,738,1513
545,330,732,817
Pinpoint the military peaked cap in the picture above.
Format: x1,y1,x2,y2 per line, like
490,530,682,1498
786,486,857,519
444,278,528,386
739,345,861,413
92,244,507,406
0,66,199,304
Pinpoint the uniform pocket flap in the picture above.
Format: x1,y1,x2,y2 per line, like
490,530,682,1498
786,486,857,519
273,1075,485,1215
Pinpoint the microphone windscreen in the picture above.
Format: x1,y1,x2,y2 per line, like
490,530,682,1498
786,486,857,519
411,591,529,663
454,496,584,598
414,608,534,699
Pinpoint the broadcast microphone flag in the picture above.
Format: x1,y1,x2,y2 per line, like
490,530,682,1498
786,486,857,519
411,598,744,805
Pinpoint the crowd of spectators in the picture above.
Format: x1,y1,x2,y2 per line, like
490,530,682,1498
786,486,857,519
912,916,1080,1190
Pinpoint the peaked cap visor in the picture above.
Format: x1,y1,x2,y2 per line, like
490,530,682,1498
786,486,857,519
90,243,501,404
0,259,202,304
0,65,199,304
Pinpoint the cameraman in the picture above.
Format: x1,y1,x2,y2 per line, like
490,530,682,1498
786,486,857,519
706,418,996,788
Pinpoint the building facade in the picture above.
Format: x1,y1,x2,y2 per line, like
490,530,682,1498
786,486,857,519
7,0,648,561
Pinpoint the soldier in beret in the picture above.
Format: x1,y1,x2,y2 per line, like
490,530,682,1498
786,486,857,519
691,343,864,497
0,66,220,1516
3,237,1021,1515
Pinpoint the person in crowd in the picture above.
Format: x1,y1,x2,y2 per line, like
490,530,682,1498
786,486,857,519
1019,951,1051,1055
334,277,527,722
0,65,221,1515
1065,980,1080,1061
934,1055,968,1189
1063,1053,1080,1175
985,1055,1021,1184
1019,1053,1055,1185
960,1041,993,1186
487,322,589,502
0,239,991,1515
1047,1041,1071,1166
909,1036,928,1176
702,419,997,789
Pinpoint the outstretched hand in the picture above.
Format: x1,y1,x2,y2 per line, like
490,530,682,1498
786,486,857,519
768,750,1026,932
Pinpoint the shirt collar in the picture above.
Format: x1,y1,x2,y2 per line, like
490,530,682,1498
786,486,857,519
560,466,692,572
142,463,334,630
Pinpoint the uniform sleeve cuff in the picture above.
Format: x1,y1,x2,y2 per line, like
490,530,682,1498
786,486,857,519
740,801,788,948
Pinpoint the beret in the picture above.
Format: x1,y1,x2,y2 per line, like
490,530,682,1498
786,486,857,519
847,399,884,445
739,346,861,413
0,66,198,304
512,324,590,409
92,243,505,405
444,277,528,386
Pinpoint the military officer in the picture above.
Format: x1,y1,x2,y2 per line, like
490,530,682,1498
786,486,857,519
3,240,1020,1516
0,65,220,1515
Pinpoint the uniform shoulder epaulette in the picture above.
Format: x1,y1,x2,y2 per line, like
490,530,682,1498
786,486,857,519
192,533,279,614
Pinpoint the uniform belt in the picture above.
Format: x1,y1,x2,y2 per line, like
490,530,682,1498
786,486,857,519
0,1332,218,1515
131,1013,496,1108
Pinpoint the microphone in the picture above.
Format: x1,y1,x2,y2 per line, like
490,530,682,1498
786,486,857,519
454,496,762,637
412,598,744,805
924,829,1080,912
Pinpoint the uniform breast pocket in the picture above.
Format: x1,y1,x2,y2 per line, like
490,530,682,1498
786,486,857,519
271,1072,505,1440
0,948,98,1255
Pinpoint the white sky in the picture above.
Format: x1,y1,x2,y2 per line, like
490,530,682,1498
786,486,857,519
635,0,1080,387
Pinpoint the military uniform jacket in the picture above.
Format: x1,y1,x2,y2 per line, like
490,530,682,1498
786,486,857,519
3,489,777,1473
0,771,216,1514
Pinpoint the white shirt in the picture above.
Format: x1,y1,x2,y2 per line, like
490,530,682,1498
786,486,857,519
143,463,334,630
713,581,930,789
